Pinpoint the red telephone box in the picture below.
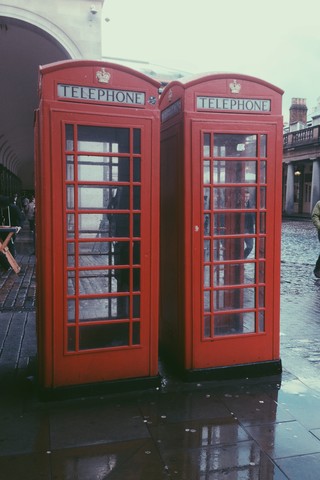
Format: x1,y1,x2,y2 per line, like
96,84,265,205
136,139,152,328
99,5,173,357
35,60,160,391
159,73,283,378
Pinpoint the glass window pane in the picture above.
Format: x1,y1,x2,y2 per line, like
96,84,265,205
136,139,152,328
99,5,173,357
259,261,265,282
66,155,74,180
260,187,266,209
259,311,265,332
78,186,130,210
79,241,122,266
68,299,75,322
133,129,141,154
133,214,140,237
214,238,244,261
213,212,256,236
67,242,75,267
65,124,74,150
133,268,140,292
133,158,141,181
133,241,140,264
132,322,140,344
204,187,210,210
79,269,126,295
77,126,130,153
133,186,140,210
259,238,266,259
78,156,130,182
204,265,210,287
68,271,76,295
204,214,210,236
204,291,211,312
78,213,129,238
67,214,75,238
204,239,211,261
214,311,255,336
260,161,267,183
67,186,74,209
79,296,130,321
133,295,140,317
213,134,257,157
259,286,265,307
213,263,255,286
204,315,211,337
213,161,256,183
79,323,129,350
203,160,210,184
214,287,255,310
260,212,266,233
203,133,211,157
213,187,256,209
260,135,267,157
67,326,76,351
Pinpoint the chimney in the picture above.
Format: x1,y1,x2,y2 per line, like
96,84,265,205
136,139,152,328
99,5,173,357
289,98,307,125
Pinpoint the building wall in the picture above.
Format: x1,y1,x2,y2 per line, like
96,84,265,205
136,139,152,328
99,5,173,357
0,0,104,59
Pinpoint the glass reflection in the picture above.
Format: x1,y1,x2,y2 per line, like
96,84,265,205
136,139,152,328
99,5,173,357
261,134,267,157
213,160,256,184
67,242,75,267
214,311,255,335
79,296,130,321
78,185,130,210
203,133,211,157
133,128,141,153
213,263,255,286
260,160,267,183
259,310,265,331
214,287,255,311
77,126,130,153
79,324,130,349
213,187,256,209
78,213,130,238
66,155,74,180
67,214,75,238
203,160,210,184
66,186,74,209
213,134,257,157
213,212,256,236
65,124,74,150
78,156,130,182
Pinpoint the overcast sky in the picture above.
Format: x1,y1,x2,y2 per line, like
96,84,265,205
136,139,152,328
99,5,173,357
102,0,320,122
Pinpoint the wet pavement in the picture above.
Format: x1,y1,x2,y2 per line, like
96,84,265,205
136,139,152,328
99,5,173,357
1,219,320,479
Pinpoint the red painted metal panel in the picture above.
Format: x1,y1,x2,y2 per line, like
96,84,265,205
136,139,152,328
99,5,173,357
36,61,160,388
160,73,283,373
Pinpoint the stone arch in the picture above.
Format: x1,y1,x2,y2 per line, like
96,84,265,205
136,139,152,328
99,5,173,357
0,5,81,59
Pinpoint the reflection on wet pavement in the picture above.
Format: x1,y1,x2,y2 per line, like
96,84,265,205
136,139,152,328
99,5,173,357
281,219,320,391
2,219,320,479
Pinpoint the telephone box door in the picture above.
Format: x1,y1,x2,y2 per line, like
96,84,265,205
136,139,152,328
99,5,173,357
47,111,157,386
192,122,280,368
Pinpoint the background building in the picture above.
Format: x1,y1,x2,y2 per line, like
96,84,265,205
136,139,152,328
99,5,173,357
0,0,104,194
283,98,320,215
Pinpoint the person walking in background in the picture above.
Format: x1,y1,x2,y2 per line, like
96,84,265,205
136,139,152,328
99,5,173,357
25,195,35,232
0,195,23,270
244,190,255,258
311,199,320,278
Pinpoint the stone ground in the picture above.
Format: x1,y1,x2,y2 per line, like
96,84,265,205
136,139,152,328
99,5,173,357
1,218,320,479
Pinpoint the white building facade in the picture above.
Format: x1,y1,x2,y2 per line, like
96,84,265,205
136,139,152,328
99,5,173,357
0,0,104,191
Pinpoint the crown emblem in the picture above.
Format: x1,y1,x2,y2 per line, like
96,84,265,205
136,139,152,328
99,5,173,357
168,88,173,102
229,79,241,94
96,67,111,84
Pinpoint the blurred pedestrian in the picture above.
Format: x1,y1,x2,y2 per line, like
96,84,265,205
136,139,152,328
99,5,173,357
0,195,23,270
311,199,320,278
244,190,255,258
25,195,35,232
